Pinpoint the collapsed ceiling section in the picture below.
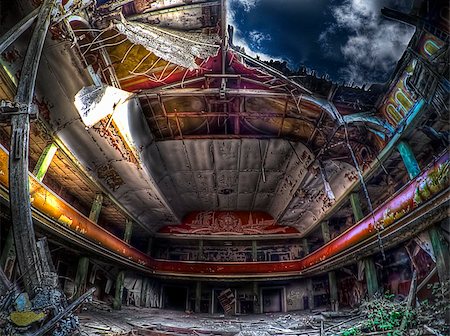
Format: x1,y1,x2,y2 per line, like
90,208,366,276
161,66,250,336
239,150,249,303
0,0,391,234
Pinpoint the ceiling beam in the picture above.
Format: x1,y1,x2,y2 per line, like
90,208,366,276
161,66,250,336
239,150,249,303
140,88,295,99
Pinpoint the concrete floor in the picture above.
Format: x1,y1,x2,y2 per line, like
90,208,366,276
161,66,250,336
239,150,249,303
79,306,359,335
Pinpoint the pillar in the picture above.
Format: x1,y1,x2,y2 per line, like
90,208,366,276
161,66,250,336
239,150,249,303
194,281,202,313
124,218,133,244
350,193,379,298
321,222,339,311
253,282,259,314
198,239,204,260
302,238,314,310
74,257,89,298
113,219,133,310
428,225,449,281
252,240,257,261
141,278,148,307
349,193,364,223
397,140,420,179
89,193,103,223
32,142,58,182
74,193,103,297
364,258,379,298
113,270,125,310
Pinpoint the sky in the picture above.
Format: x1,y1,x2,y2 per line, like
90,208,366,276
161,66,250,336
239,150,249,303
227,0,416,85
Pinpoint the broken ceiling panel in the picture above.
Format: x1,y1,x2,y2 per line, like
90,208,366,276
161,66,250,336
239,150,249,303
115,17,220,70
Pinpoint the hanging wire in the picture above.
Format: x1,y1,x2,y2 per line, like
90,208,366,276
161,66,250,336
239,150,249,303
80,24,114,56
343,124,386,260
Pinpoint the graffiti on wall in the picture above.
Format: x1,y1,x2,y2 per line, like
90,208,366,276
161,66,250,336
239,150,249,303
417,32,446,61
158,211,300,235
380,60,417,127
381,20,446,128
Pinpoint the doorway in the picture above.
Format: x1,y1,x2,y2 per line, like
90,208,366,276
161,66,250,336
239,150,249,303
261,287,285,313
162,286,188,311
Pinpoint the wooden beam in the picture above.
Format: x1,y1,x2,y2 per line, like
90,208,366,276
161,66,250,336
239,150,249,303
8,0,56,295
0,7,39,54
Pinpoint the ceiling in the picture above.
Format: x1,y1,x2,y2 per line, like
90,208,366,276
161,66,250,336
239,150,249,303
0,0,390,236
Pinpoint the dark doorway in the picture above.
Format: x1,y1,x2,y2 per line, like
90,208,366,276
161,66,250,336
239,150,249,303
213,289,225,314
262,288,283,313
163,286,187,311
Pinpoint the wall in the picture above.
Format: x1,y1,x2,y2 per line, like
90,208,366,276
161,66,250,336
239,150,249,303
286,280,308,311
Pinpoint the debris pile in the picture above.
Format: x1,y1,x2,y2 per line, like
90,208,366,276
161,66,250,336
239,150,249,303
339,281,449,336
0,266,95,335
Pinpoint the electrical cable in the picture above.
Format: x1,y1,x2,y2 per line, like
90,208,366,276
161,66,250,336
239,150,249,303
343,124,386,260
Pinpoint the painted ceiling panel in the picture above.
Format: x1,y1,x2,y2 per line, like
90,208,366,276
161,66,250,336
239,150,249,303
253,193,273,210
279,160,357,232
236,194,254,210
184,140,214,171
257,172,283,193
170,171,197,193
212,141,240,171
239,139,268,171
237,171,260,193
194,171,216,194
263,140,293,171
156,141,191,171
218,194,238,210
216,170,239,192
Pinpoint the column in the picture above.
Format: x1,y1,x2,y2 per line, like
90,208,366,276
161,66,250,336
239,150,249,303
113,270,125,310
194,281,202,313
74,194,103,298
124,218,133,244
141,278,148,308
252,240,257,261
321,221,339,311
350,193,379,298
397,140,420,179
89,193,103,223
198,239,204,260
253,282,259,314
32,142,58,182
349,193,364,223
302,238,314,310
113,218,133,310
428,225,449,281
74,257,89,298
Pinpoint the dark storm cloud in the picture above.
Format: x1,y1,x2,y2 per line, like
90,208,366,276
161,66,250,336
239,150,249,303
228,0,415,85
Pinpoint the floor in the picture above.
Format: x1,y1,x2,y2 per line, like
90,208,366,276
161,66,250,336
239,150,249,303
79,305,360,336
